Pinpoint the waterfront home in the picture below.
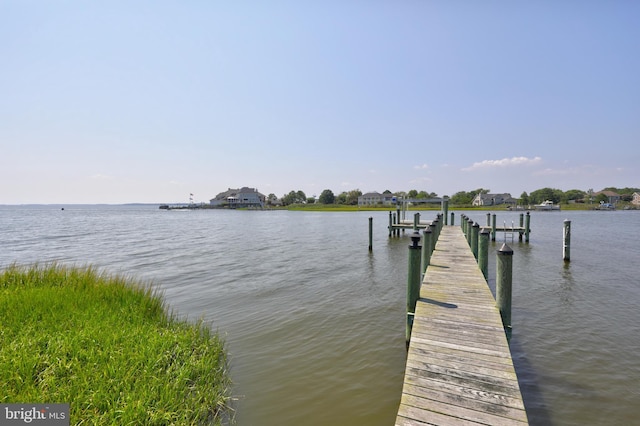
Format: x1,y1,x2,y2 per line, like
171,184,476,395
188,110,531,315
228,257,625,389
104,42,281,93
357,191,397,206
596,190,621,205
471,193,516,207
210,187,266,208
632,192,640,206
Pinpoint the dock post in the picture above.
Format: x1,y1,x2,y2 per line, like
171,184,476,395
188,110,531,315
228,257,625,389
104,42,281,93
460,214,466,234
413,212,420,230
397,207,401,235
496,243,514,332
478,228,490,279
466,218,474,246
369,217,373,251
486,212,491,226
421,226,432,275
471,222,480,259
429,221,437,252
392,212,397,237
563,219,571,262
406,231,422,344
519,213,524,241
450,211,455,226
525,212,531,243
491,214,497,241
432,218,440,247
442,198,449,225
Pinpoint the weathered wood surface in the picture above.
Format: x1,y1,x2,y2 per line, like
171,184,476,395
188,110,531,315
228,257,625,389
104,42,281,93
396,226,528,425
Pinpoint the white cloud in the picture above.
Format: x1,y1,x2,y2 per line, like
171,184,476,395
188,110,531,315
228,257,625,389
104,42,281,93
414,163,429,170
462,156,542,171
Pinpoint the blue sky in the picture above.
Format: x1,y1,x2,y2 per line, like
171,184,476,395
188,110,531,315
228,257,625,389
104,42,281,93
2,1,638,204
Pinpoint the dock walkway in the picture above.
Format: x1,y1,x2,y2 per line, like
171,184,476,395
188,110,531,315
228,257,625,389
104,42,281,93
396,226,528,425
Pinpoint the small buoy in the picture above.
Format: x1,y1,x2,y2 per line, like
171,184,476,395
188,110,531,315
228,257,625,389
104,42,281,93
61,208,64,211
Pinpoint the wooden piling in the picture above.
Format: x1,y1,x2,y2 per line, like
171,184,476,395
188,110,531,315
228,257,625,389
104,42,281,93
368,217,373,251
428,222,437,252
406,231,422,343
479,228,490,279
563,219,571,262
525,212,531,243
450,211,455,226
413,212,420,230
471,222,479,259
442,198,449,225
496,243,514,331
420,227,432,275
519,213,524,241
491,213,497,241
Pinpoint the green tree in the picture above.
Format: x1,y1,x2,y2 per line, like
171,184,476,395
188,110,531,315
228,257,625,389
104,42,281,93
336,192,348,204
530,188,560,204
450,191,473,205
407,189,418,199
318,189,335,204
282,190,307,205
563,189,586,203
345,189,362,205
519,192,529,206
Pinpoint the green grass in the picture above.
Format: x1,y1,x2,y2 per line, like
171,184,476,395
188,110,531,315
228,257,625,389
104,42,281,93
0,264,231,425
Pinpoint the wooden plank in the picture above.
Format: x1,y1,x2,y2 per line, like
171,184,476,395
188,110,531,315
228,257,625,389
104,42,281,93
396,226,528,425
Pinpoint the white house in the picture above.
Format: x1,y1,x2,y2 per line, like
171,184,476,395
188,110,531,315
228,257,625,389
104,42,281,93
358,191,397,206
472,193,515,206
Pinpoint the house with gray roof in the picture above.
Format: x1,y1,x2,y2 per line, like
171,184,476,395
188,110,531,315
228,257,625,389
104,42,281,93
210,187,266,208
358,191,397,206
472,193,516,207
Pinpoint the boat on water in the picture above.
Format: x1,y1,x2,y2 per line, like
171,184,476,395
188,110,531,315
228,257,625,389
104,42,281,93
534,200,561,211
594,202,616,210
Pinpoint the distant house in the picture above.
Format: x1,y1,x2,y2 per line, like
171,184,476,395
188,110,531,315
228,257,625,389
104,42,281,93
595,190,621,205
210,187,266,208
632,192,640,206
472,193,516,207
358,191,397,206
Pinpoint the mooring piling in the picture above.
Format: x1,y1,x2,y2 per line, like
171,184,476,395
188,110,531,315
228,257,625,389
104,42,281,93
492,213,497,241
368,217,373,251
496,243,514,332
421,226,432,276
479,228,490,279
442,198,449,225
563,219,571,262
406,231,422,344
471,222,480,259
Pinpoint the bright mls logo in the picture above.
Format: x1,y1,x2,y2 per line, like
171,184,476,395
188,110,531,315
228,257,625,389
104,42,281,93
1,404,69,425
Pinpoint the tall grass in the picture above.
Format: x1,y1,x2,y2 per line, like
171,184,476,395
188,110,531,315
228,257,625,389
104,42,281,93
0,264,231,425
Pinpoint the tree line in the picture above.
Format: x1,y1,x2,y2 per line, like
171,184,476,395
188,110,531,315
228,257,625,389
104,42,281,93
270,187,639,207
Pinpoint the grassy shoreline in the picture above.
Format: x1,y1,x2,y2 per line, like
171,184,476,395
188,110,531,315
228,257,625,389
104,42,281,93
0,264,231,425
280,203,604,212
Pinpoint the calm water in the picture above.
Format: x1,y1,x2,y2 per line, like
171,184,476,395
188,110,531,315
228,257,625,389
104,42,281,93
1,205,638,425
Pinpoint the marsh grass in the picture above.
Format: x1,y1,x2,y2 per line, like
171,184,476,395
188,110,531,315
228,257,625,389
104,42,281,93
0,264,231,425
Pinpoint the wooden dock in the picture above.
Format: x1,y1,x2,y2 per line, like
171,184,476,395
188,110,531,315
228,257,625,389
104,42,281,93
396,226,528,425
